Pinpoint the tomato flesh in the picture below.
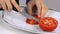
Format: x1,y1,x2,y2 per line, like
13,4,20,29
39,17,58,32
26,18,38,25
26,14,39,25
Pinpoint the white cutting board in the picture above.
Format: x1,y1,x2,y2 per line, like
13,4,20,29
2,9,60,34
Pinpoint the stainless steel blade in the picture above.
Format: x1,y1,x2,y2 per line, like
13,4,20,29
20,7,39,22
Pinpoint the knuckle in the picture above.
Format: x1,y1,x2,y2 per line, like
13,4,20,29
8,5,12,9
8,6,12,10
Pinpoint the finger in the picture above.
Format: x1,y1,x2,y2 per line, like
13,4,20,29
41,6,48,17
4,0,12,12
10,0,22,12
0,3,1,8
0,0,6,10
35,0,42,17
0,1,2,9
40,0,48,17
41,3,48,17
27,1,35,15
37,6,42,17
0,4,2,9
0,2,1,9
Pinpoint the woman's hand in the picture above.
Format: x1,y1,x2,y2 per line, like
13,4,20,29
27,0,48,17
0,0,22,12
38,0,48,17
27,0,35,15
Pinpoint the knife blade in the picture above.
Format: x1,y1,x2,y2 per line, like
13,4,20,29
19,7,39,22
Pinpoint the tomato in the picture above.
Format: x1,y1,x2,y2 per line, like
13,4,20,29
26,18,38,25
32,14,39,19
26,14,39,25
39,17,58,32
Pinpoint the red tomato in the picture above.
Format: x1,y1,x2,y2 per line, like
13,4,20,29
26,18,38,25
32,14,39,18
26,14,39,25
39,17,58,32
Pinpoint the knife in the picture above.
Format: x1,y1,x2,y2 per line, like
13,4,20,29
19,7,39,22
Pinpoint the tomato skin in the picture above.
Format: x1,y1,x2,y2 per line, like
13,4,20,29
39,17,58,32
26,18,38,25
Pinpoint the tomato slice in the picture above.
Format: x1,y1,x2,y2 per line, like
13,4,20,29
26,18,38,25
39,17,58,32
26,14,39,25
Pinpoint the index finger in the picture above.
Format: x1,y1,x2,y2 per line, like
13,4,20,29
0,0,6,10
10,0,22,12
40,0,48,17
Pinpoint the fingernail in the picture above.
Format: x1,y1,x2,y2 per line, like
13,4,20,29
18,8,22,12
38,15,40,17
20,8,22,12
